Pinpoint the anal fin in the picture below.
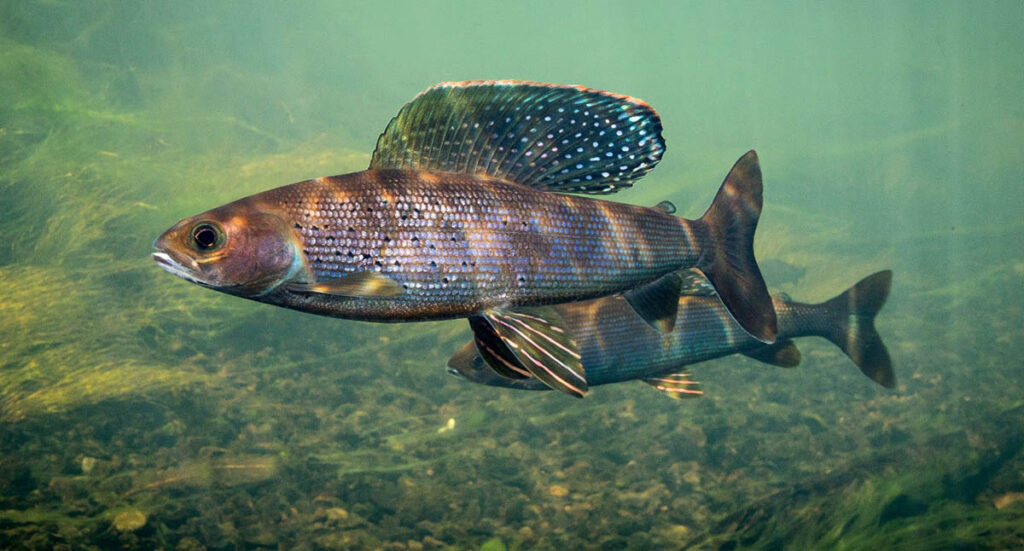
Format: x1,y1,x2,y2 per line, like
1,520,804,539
477,307,587,398
623,273,684,333
742,339,801,368
285,271,404,297
643,371,702,399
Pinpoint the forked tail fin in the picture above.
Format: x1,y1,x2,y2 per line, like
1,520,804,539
819,270,895,388
697,150,777,343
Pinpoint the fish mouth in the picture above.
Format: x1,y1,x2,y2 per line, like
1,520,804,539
445,365,467,379
152,251,210,287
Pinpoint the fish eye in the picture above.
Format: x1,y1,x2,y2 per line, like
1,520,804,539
190,223,224,252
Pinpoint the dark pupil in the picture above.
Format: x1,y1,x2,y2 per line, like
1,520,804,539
193,226,218,249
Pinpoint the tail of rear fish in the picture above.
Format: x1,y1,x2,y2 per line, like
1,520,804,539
695,150,778,343
817,270,895,387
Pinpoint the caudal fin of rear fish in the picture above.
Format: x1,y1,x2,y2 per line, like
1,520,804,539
696,150,777,343
818,270,895,388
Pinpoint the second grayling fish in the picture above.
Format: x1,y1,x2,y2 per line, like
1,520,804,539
448,271,895,396
152,81,777,397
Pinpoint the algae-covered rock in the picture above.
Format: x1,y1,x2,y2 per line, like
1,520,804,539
993,492,1024,510
324,507,349,522
547,484,569,498
80,456,98,475
480,537,507,551
112,509,147,532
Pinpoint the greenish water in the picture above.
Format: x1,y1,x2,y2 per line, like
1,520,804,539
1,1,1022,549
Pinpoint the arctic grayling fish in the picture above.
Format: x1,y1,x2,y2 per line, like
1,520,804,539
153,80,778,397
448,271,894,396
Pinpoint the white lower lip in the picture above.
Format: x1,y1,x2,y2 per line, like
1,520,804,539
152,252,204,285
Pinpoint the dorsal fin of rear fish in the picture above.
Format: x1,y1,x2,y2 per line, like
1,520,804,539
623,272,686,333
370,80,665,194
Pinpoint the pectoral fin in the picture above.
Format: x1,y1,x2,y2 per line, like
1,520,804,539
476,307,587,398
623,272,684,333
467,316,531,379
742,339,802,368
643,371,702,399
286,271,404,297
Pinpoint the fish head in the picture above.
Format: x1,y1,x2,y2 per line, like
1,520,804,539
152,199,303,296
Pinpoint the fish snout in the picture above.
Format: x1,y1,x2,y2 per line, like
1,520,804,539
151,250,204,285
445,365,468,379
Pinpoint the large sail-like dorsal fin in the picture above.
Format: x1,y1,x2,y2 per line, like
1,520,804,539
370,80,665,194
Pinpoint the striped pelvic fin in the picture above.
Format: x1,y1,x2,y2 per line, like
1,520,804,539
477,306,587,398
642,371,703,400
370,80,665,194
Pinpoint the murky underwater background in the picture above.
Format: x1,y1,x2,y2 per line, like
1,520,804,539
1,1,1022,549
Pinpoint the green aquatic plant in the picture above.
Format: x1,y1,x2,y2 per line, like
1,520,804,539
689,406,1024,549
0,265,212,420
0,30,379,422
